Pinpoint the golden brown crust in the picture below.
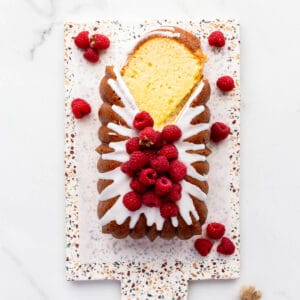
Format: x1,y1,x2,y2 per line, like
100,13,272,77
147,224,158,241
97,27,211,241
99,103,129,127
111,218,130,239
184,129,210,144
124,26,206,66
192,161,209,175
95,143,113,155
177,214,193,240
191,79,211,107
97,197,118,218
97,159,121,173
130,214,147,239
160,219,176,240
98,125,129,143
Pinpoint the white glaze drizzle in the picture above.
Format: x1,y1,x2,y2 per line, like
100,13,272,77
99,33,210,230
101,140,128,162
107,122,135,138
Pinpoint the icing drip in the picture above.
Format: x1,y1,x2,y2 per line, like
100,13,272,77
181,180,207,201
101,140,128,162
107,122,135,138
99,55,209,230
108,68,139,113
100,173,130,200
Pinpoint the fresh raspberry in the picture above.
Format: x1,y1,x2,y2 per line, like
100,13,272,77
155,176,173,195
217,237,235,255
139,127,157,147
150,156,169,173
130,178,146,193
126,137,140,154
208,31,226,47
90,34,110,50
169,160,187,182
128,151,149,171
142,191,161,207
138,168,157,186
120,161,135,177
216,75,235,92
123,191,142,211
143,149,157,161
154,131,163,149
74,31,90,49
159,144,178,160
210,122,230,143
83,47,100,63
133,111,154,130
206,223,226,239
160,202,179,218
161,125,182,143
167,183,182,201
71,98,91,119
194,238,213,256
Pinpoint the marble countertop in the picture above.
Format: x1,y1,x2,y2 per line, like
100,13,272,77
0,0,300,299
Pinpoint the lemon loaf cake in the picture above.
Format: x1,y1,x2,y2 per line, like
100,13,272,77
97,26,211,240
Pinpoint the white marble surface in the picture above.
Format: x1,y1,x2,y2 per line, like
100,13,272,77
0,0,300,299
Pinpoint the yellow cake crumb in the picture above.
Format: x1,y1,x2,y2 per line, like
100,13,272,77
121,37,205,127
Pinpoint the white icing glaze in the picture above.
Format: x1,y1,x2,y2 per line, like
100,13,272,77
155,26,175,31
99,34,210,230
144,31,180,39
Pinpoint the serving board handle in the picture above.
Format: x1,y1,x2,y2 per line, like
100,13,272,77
120,262,189,299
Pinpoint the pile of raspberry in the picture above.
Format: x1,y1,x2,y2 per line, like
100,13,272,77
74,31,110,63
121,111,187,219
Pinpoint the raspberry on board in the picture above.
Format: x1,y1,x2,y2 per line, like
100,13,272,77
210,122,230,143
208,31,226,47
206,222,226,239
71,98,91,119
83,47,100,63
216,75,235,92
194,238,213,256
90,34,110,50
217,237,235,255
74,31,90,49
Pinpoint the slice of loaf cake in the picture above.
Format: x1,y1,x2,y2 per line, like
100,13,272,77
121,27,207,127
97,26,211,241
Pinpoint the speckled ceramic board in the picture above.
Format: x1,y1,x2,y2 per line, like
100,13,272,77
64,20,240,299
